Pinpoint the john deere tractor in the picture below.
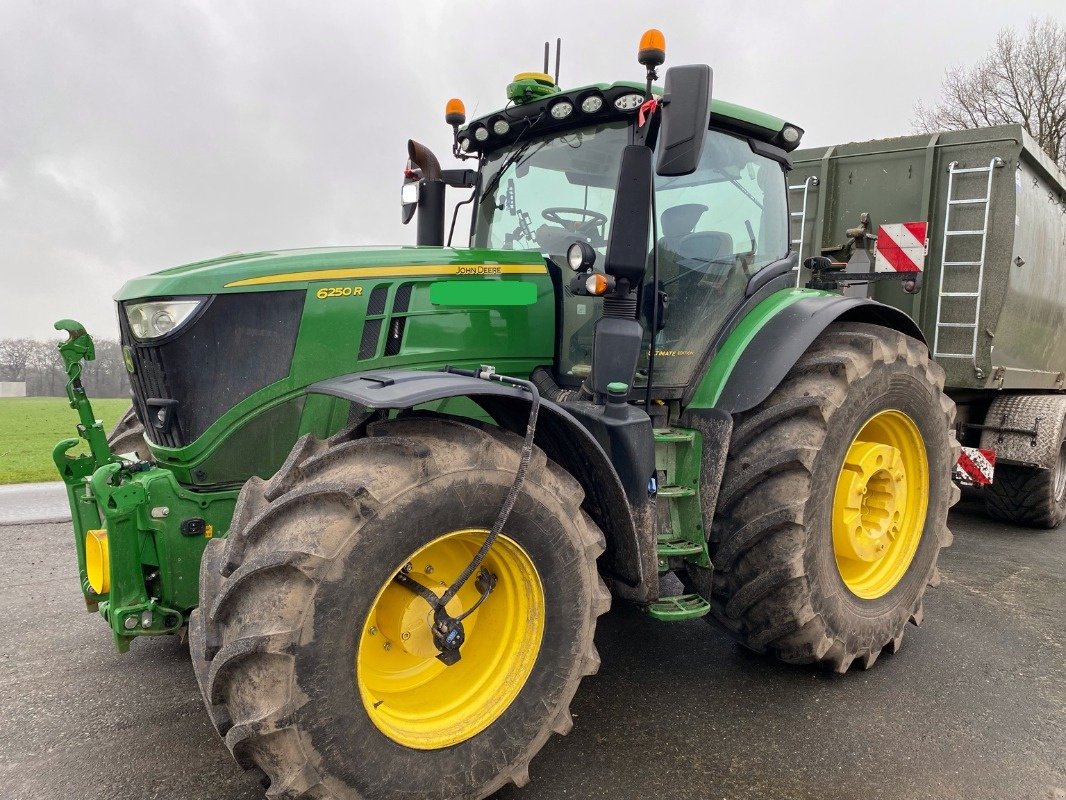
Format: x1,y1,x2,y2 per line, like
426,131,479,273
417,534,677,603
53,29,958,800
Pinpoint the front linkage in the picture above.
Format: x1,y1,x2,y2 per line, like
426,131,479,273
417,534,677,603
52,320,236,652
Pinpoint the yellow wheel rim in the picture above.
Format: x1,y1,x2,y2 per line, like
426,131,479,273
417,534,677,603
832,409,929,599
356,529,544,750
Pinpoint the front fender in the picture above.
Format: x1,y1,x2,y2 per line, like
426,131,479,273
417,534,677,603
689,290,926,415
309,369,655,600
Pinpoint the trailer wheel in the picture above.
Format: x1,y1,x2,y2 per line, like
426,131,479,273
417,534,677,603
107,405,150,461
702,322,959,672
984,434,1066,528
189,414,609,799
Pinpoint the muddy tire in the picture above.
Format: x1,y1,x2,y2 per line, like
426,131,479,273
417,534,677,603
189,414,609,799
984,451,1066,529
107,405,150,461
700,322,959,673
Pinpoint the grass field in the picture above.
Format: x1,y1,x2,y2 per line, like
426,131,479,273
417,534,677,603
0,397,130,484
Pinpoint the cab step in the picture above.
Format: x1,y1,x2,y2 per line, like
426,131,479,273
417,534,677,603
645,593,712,622
656,533,705,558
653,428,696,444
656,484,696,498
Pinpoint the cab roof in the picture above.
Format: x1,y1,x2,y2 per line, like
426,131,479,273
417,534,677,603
458,79,800,155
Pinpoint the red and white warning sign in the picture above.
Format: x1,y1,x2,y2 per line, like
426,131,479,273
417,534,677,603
953,446,996,487
875,222,928,272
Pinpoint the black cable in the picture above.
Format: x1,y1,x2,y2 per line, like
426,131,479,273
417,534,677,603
391,368,542,660
436,370,540,610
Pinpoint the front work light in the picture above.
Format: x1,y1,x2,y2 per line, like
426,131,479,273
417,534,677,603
567,241,596,271
125,299,203,340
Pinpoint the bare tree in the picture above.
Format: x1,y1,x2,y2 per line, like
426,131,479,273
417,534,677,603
0,338,36,382
914,17,1066,173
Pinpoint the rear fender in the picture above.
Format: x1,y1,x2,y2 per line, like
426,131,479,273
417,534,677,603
691,291,926,416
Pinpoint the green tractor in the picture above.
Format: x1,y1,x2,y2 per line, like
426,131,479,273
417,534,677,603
54,29,958,800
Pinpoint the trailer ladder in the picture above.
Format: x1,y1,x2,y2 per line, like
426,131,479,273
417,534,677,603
932,157,1004,376
789,176,819,286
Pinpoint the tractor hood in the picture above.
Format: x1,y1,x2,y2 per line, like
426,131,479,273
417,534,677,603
115,246,549,301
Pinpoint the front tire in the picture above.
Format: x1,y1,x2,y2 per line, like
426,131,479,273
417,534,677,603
190,414,609,799
107,405,150,460
700,323,959,672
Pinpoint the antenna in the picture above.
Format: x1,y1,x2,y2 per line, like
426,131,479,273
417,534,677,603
554,37,561,84
543,41,549,74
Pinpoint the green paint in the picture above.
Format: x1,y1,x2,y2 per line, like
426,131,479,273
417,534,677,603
687,289,829,409
653,427,709,569
115,246,547,300
429,280,538,306
645,593,711,621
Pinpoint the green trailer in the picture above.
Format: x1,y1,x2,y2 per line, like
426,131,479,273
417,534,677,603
790,125,1066,526
51,30,961,800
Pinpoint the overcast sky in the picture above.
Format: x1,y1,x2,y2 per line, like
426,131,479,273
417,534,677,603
2,0,1064,339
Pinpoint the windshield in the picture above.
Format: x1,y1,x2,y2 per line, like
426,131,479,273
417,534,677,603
474,121,629,262
472,124,789,390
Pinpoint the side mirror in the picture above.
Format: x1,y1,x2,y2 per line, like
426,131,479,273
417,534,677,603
655,64,712,177
401,179,419,225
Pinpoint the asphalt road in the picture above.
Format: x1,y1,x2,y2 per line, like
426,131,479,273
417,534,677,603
0,481,69,525
0,499,1062,800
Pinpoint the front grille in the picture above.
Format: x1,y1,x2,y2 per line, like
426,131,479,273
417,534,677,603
120,291,304,447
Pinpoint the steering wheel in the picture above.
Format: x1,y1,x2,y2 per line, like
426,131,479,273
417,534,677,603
541,207,608,232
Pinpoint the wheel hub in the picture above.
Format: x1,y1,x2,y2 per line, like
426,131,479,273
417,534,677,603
357,530,544,750
832,410,929,599
373,573,463,659
833,441,906,563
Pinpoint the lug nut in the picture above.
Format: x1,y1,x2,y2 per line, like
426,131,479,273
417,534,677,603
402,562,413,573
383,642,392,651
401,632,411,641
368,626,377,636
424,565,434,575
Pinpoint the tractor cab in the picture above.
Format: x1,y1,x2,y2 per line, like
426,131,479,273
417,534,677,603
403,33,803,401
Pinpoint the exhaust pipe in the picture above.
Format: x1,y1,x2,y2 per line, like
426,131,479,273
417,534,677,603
408,140,446,246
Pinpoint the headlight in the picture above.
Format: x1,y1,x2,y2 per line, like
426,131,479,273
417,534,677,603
492,118,510,136
126,299,203,340
614,93,644,111
550,100,574,119
473,125,489,142
781,125,801,144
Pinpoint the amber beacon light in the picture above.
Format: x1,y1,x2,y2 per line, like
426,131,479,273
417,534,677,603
638,28,666,67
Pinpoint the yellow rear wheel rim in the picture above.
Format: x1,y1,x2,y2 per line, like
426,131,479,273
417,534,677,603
356,529,544,750
832,410,929,599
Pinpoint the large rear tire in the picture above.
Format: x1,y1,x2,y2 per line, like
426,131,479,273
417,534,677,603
699,323,959,672
189,414,609,799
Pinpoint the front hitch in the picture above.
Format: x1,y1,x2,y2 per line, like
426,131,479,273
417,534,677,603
52,319,116,479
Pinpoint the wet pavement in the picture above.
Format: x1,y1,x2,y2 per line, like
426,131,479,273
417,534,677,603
0,498,1062,800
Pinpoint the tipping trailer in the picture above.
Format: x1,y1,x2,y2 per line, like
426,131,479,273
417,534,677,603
790,124,1066,526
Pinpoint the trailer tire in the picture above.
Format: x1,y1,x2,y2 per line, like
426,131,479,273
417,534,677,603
984,436,1066,529
189,414,609,800
107,405,150,461
699,322,959,673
